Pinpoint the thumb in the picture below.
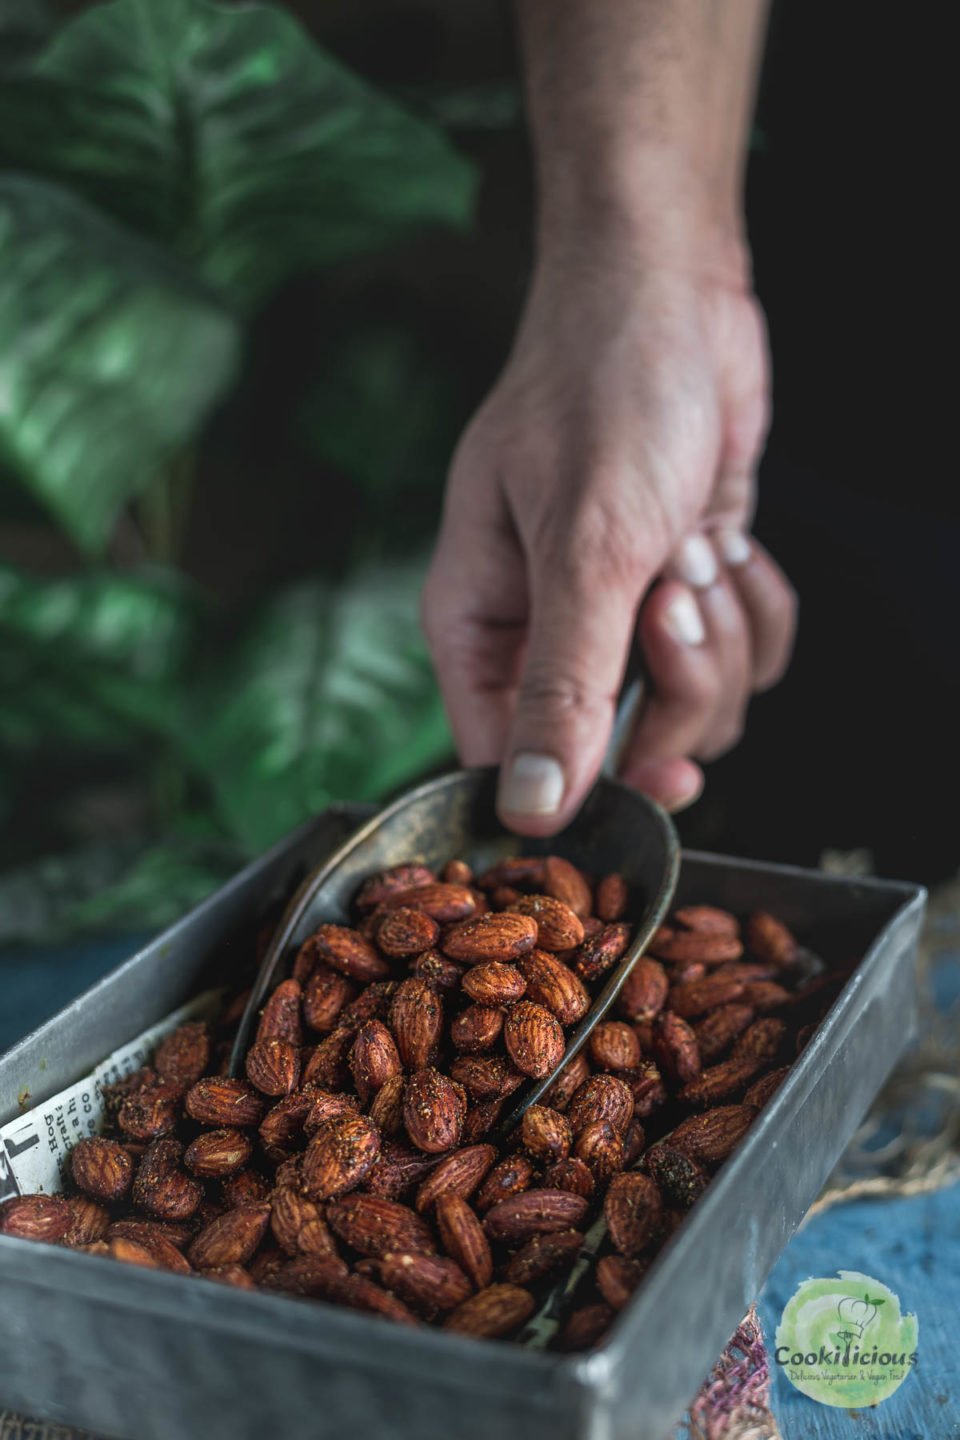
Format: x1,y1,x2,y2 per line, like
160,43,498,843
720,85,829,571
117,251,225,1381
496,558,641,835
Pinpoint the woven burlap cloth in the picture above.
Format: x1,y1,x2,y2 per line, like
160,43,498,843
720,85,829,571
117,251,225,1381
5,861,958,1440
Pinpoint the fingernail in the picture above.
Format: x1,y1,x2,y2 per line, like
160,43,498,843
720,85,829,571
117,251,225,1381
716,529,752,566
674,534,718,588
499,752,565,816
663,777,704,813
662,589,706,646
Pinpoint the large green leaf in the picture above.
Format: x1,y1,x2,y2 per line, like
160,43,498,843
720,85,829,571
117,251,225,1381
0,0,476,310
188,558,452,852
0,176,240,552
0,562,195,752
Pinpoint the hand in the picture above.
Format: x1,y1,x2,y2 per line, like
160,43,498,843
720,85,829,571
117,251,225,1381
422,237,796,833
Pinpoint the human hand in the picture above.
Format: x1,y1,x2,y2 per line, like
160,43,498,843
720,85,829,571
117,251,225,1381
422,238,796,834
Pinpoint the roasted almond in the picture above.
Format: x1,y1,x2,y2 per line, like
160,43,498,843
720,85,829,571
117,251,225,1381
741,980,792,1014
642,1144,709,1209
746,911,799,967
245,1038,300,1097
441,912,538,965
303,964,356,1032
572,923,631,982
504,1000,565,1079
355,864,436,911
222,1169,271,1208
501,1229,583,1286
520,1104,573,1164
378,1251,473,1311
301,1027,353,1090
132,1139,201,1222
368,1072,407,1136
650,1011,701,1086
380,882,477,923
619,1061,668,1118
618,958,669,1022
557,1302,615,1351
302,1113,381,1199
327,1193,434,1259
566,1074,634,1137
184,1128,253,1179
0,1194,71,1243
259,1090,316,1155
692,1003,755,1064
596,1254,645,1309
669,974,746,1019
256,979,304,1045
350,1020,402,1103
484,1188,589,1243
71,1137,134,1203
154,1022,211,1090
674,905,740,938
364,1141,442,1202
461,961,526,1006
595,874,628,923
415,1144,497,1213
64,1195,111,1248
435,1194,493,1289
650,930,743,966
450,1004,504,1054
731,1017,787,1066
475,1155,535,1213
666,1104,755,1165
411,950,464,995
540,1051,591,1111
117,1079,181,1141
542,857,593,918
442,859,474,886
403,1068,465,1153
476,856,545,891
517,950,590,1025
303,1088,363,1136
743,1066,790,1108
278,1183,335,1249
185,1078,265,1129
390,977,444,1069
444,1284,534,1338
377,907,440,958
604,1172,662,1256
508,895,584,952
198,1264,256,1290
573,1120,624,1182
589,1020,641,1071
188,1204,271,1269
542,1156,595,1200
309,924,391,983
449,1054,525,1101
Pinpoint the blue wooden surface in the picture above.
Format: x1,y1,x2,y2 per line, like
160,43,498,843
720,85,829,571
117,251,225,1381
758,1181,960,1438
2,933,958,1439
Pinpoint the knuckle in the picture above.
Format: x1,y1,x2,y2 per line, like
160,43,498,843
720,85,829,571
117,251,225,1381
517,664,610,721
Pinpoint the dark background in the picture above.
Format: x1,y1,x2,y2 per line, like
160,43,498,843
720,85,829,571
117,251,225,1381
0,0,952,945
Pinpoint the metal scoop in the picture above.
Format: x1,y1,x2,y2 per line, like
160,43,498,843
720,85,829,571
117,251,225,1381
228,765,679,1131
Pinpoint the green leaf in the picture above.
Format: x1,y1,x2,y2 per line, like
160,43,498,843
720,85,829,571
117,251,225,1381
188,557,453,852
0,0,476,310
0,176,240,552
0,562,195,752
0,826,241,944
299,316,465,550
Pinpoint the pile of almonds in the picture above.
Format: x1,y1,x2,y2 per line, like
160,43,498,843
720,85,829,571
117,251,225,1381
0,855,848,1349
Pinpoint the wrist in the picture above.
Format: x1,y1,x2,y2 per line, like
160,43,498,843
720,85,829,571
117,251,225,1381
533,144,750,289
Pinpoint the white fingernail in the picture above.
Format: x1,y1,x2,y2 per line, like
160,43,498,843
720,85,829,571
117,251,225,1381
674,534,718,588
499,752,565,815
717,529,751,566
663,590,706,646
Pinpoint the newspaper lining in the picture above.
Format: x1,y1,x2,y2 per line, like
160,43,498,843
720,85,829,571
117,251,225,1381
0,991,223,1205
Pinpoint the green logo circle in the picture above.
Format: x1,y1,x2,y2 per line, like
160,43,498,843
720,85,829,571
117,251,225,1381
775,1271,919,1407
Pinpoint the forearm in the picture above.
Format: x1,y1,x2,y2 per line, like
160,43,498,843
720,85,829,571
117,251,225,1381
517,0,769,272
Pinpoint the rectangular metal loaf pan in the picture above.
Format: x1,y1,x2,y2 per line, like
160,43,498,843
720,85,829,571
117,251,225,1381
0,806,926,1440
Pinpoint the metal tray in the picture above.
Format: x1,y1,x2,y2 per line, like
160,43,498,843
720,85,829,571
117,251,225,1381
0,806,926,1440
